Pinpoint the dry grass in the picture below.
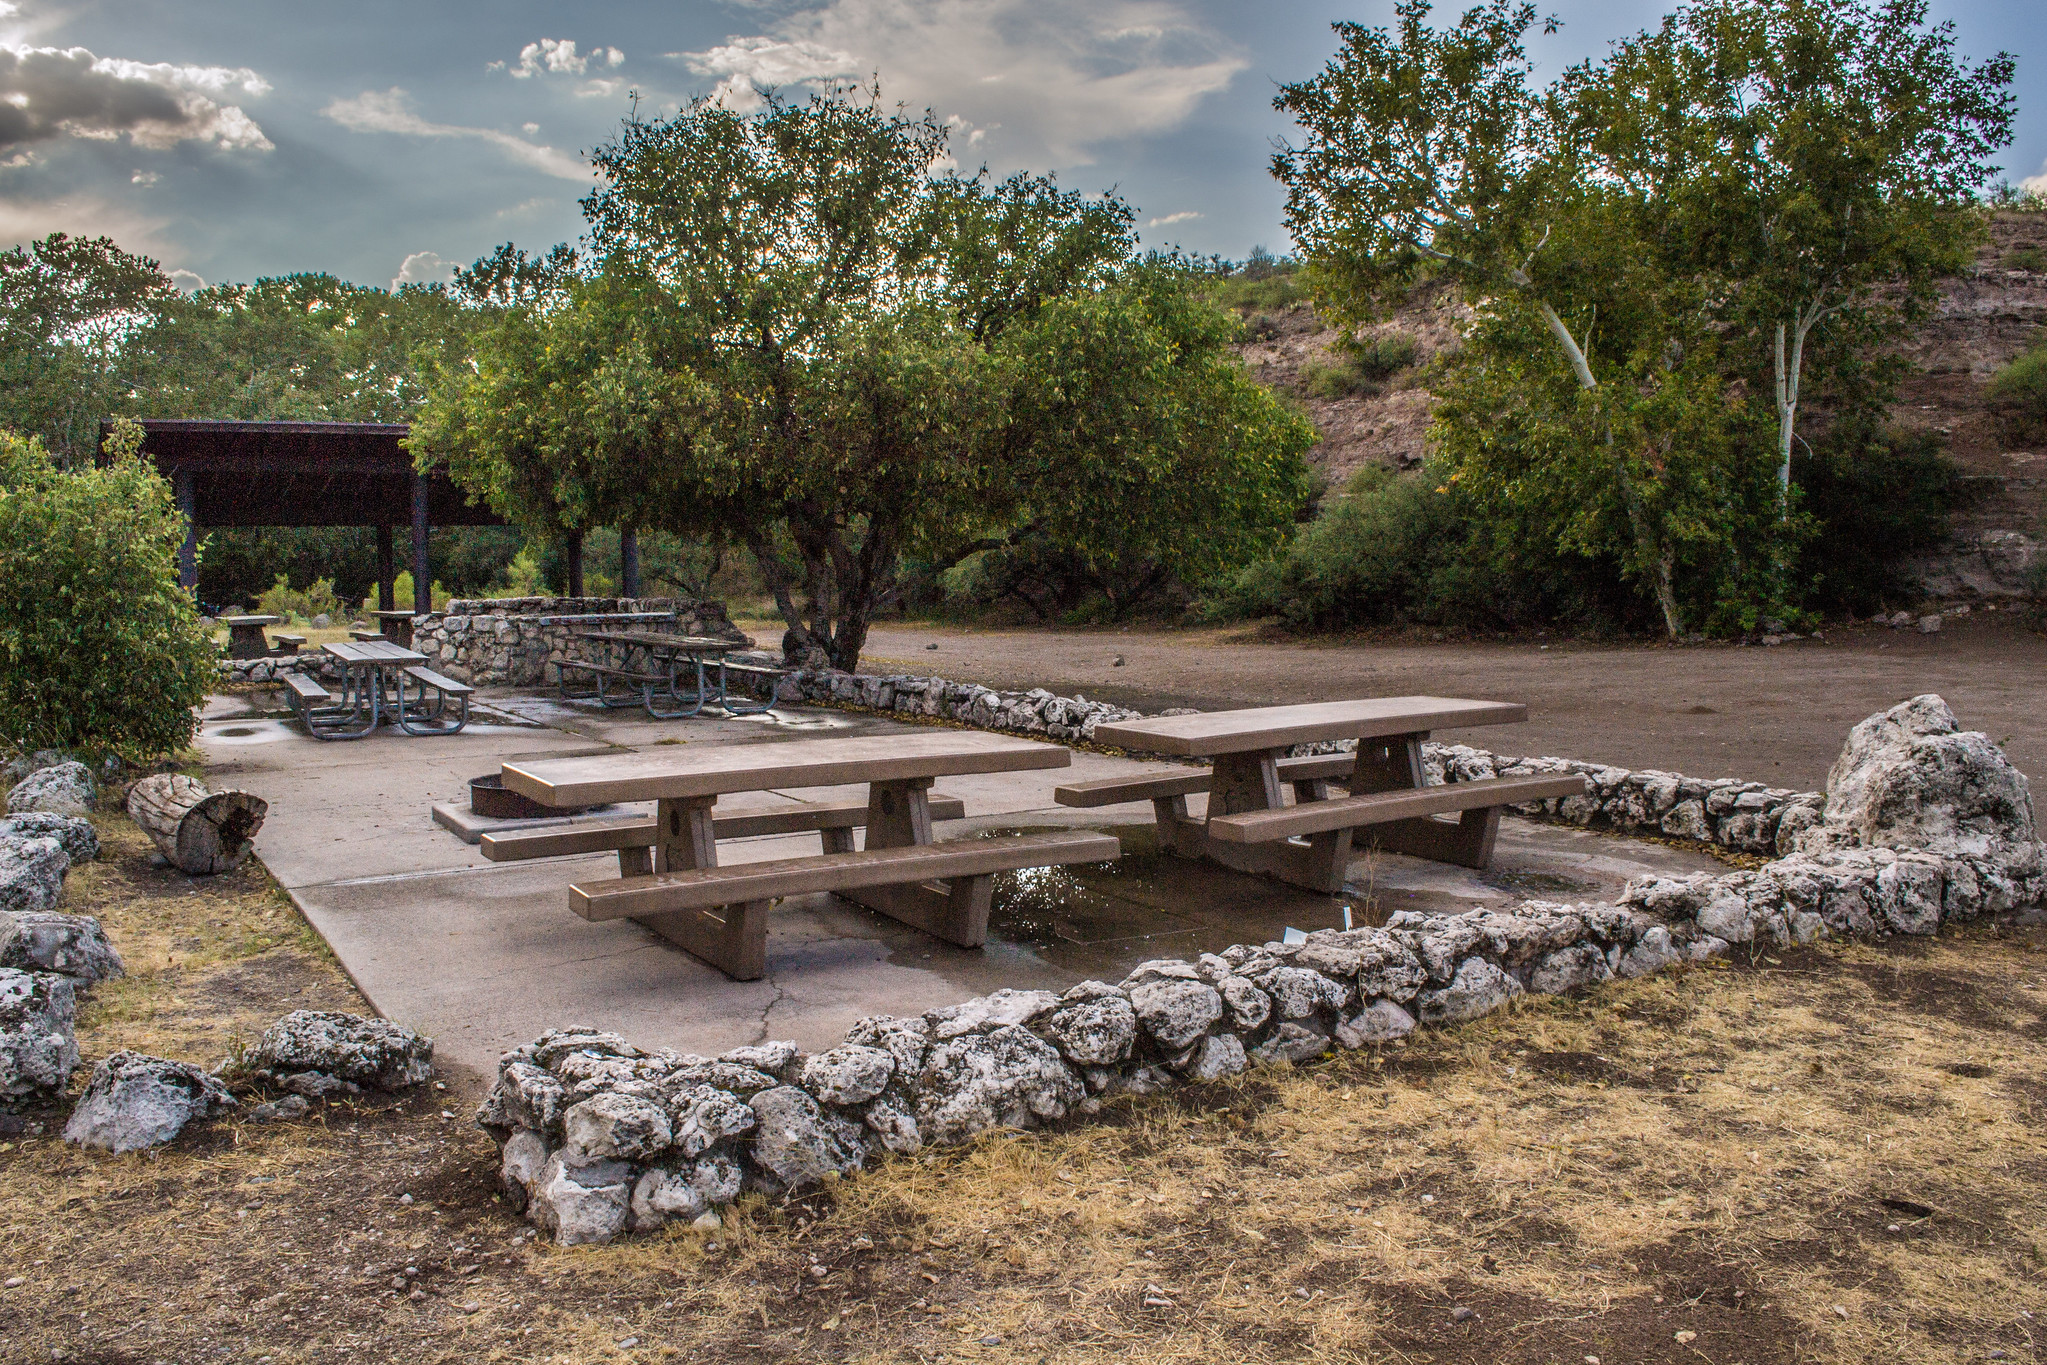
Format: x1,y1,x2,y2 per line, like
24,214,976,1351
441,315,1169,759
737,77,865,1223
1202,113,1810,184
4,814,2046,1364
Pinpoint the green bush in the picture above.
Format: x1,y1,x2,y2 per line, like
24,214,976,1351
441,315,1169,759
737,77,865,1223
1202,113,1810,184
0,422,218,759
1347,332,1420,379
1301,334,1419,399
254,574,342,623
2009,245,2044,272
1792,428,1972,614
1301,355,1382,399
1986,342,2047,445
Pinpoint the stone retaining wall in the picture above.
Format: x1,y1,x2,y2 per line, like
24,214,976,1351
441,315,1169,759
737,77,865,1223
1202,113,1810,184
790,667,1143,743
412,597,747,688
476,694,2044,1244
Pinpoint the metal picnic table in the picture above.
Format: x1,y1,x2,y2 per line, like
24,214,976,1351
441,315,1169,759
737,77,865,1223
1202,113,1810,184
292,639,471,739
567,629,779,718
1071,697,1586,892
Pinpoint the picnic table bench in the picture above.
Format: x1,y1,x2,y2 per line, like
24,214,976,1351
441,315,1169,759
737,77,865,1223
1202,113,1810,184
1068,698,1586,893
500,732,1118,980
220,614,282,661
564,630,792,718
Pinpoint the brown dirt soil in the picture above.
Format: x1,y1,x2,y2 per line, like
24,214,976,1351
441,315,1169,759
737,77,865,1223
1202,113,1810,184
851,614,2047,820
8,809,2047,1363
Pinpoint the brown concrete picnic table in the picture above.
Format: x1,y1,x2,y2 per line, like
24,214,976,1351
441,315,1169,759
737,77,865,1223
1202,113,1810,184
367,609,418,648
500,731,1119,979
220,614,282,661
1070,697,1587,893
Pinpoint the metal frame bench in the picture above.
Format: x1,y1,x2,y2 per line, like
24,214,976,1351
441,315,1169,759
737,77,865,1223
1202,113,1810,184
569,829,1119,980
556,659,667,710
479,794,969,875
396,665,472,736
715,659,794,716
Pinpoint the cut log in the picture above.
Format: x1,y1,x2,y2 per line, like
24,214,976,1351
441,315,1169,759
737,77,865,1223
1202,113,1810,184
125,774,268,876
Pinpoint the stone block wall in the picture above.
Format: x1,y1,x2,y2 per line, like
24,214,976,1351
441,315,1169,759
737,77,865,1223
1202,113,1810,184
410,598,749,688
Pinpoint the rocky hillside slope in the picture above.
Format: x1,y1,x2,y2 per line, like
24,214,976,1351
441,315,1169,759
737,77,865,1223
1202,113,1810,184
1235,210,2047,598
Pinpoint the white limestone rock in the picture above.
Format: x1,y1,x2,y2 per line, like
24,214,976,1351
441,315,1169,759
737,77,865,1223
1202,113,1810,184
719,1040,804,1083
1127,979,1222,1052
1335,1000,1416,1047
800,1045,896,1106
0,911,121,984
0,835,67,915
1217,975,1272,1030
252,1010,433,1091
63,1050,236,1152
663,1082,757,1157
1526,944,1611,995
1039,993,1137,1067
631,1155,742,1230
529,1153,633,1245
563,1090,672,1164
0,813,97,863
5,761,95,815
1176,1032,1247,1081
926,988,1062,1040
914,1024,1083,1145
747,1085,865,1194
1416,956,1523,1024
844,1015,931,1084
1249,1020,1332,1065
0,967,75,1101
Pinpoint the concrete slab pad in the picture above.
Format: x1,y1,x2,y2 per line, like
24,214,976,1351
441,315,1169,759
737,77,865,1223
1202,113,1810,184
205,693,1730,1082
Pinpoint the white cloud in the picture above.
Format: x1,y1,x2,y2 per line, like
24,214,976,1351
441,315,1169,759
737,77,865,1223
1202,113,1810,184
678,0,1244,165
0,4,19,16
0,43,272,151
501,38,623,80
322,88,587,181
495,195,554,218
167,267,204,292
391,249,457,291
522,121,540,134
129,167,157,184
0,189,174,256
2022,160,2047,196
1146,210,1200,226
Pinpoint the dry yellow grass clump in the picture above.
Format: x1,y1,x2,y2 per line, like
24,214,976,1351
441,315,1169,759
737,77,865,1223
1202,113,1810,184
3,814,2045,1364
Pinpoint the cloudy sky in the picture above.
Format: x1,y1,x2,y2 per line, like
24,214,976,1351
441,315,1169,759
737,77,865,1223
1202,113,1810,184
1,0,2039,291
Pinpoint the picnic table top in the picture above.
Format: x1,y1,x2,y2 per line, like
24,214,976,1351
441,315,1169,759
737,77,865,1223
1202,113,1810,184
323,639,427,667
503,730,1068,807
1092,696,1527,757
367,609,418,621
220,615,282,628
573,629,746,652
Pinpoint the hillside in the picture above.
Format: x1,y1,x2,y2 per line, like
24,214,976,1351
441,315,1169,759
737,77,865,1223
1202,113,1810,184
1231,210,2047,598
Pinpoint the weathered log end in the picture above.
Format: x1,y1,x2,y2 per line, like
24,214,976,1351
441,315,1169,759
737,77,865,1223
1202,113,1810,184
126,774,269,876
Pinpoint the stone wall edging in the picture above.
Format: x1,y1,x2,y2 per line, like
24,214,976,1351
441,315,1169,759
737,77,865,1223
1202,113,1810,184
410,598,748,689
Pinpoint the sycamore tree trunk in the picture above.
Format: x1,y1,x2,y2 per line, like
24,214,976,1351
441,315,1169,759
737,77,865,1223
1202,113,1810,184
1528,297,1686,639
745,506,901,675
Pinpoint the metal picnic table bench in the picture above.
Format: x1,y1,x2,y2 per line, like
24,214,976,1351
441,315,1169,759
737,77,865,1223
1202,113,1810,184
1059,697,1587,893
561,629,792,718
282,639,473,740
493,732,1119,980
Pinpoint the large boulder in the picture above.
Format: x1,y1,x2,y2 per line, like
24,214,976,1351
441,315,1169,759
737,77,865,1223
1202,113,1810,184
0,968,77,1102
0,911,122,985
1804,695,2040,864
0,836,67,914
6,762,95,816
250,1010,434,1091
1,751,67,787
63,1050,237,1151
0,813,98,863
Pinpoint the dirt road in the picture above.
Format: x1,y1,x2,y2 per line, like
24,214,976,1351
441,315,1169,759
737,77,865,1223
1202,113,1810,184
855,615,2047,797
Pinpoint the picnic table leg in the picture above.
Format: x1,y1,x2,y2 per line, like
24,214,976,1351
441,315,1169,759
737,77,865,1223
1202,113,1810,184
1342,729,1498,867
633,795,770,979
838,777,992,948
1198,748,1355,894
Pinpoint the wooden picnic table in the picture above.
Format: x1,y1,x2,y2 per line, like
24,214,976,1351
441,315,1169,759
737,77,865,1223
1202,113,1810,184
220,614,282,661
501,732,1118,979
367,609,418,649
1071,697,1585,892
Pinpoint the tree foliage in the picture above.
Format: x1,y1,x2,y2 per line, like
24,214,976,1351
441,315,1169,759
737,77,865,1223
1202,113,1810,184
419,87,1311,668
0,422,217,759
1272,0,2011,635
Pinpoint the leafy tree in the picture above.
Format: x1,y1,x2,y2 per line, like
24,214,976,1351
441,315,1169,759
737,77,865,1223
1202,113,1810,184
1584,0,2015,508
0,234,175,464
0,421,217,759
423,87,1311,668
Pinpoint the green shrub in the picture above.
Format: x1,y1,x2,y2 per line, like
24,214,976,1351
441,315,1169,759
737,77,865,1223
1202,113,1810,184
1346,332,1420,379
1986,342,2047,445
1792,427,1972,614
2009,245,2044,272
1301,334,1419,399
254,574,342,623
1301,355,1382,399
0,422,217,759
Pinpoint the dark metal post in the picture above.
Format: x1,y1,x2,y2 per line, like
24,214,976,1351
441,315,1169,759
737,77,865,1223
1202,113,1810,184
377,526,395,612
174,469,198,592
565,530,585,598
411,473,431,615
620,527,640,599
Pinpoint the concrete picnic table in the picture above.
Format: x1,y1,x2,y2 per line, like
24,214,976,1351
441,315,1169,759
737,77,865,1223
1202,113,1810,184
500,731,1118,978
220,614,282,661
1072,697,1585,892
366,609,418,649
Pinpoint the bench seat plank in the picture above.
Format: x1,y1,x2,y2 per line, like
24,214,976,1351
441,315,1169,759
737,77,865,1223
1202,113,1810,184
571,829,1120,921
1053,753,1359,808
282,673,331,702
480,795,969,861
1206,774,1587,844
404,665,474,696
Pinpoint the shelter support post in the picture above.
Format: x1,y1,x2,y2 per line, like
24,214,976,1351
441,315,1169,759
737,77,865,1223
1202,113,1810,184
174,470,198,592
377,526,395,613
565,530,584,598
620,527,640,598
410,473,430,615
